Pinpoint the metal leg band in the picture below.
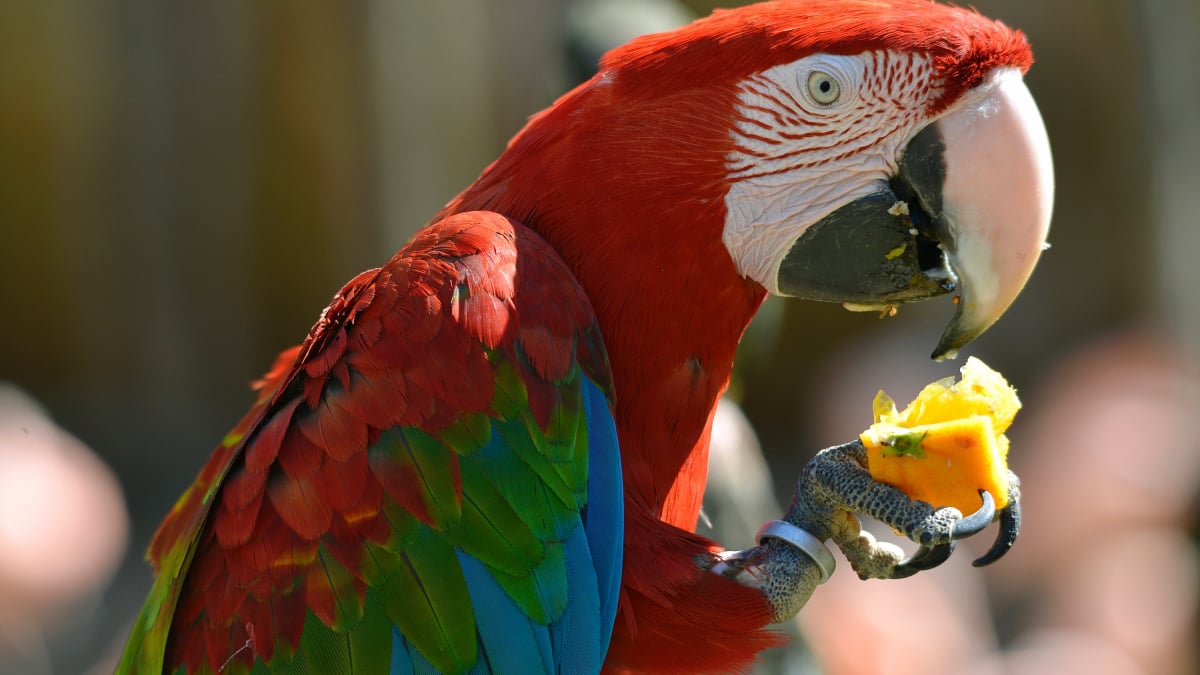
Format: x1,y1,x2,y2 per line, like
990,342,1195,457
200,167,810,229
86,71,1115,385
757,520,836,583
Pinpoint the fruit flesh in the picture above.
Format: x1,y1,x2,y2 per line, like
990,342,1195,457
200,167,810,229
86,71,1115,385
860,357,1020,513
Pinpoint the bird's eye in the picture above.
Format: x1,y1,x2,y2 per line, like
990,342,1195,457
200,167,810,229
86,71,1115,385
807,71,841,105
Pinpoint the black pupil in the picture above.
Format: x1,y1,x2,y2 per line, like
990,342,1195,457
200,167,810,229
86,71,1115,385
819,80,831,92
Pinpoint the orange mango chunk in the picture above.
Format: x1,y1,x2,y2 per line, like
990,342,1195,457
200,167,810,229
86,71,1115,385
860,357,1019,514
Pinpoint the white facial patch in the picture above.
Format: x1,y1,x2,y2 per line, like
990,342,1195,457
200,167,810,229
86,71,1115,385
721,51,939,293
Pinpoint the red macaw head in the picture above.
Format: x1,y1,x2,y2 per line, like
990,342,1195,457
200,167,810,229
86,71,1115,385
594,0,1054,359
450,0,1053,364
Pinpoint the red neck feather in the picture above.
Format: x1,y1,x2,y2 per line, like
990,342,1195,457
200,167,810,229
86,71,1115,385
441,72,765,525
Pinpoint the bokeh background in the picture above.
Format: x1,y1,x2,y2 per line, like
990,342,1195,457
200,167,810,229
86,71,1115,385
1,1,1197,673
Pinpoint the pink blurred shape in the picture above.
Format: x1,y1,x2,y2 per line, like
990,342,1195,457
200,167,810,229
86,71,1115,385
0,385,129,634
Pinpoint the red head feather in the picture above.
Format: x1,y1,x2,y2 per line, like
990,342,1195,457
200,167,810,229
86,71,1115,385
604,0,1032,114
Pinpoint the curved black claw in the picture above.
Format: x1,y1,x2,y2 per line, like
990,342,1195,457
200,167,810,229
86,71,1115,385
889,491,995,579
973,497,1021,567
952,490,996,539
891,541,955,579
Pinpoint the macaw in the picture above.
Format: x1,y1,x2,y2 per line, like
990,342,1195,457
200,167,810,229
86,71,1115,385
118,1,1053,673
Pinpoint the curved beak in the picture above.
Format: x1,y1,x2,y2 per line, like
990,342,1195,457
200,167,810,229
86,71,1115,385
775,69,1053,360
926,70,1054,360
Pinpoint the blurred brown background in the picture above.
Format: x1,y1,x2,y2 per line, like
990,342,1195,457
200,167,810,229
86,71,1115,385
1,1,1196,673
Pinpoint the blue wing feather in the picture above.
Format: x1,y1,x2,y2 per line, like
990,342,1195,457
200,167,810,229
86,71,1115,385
389,629,413,675
462,375,623,674
391,629,452,675
550,524,603,673
388,375,622,675
458,552,554,674
581,377,624,658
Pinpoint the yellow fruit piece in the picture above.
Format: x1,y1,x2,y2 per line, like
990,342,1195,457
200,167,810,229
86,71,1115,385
861,357,1020,513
